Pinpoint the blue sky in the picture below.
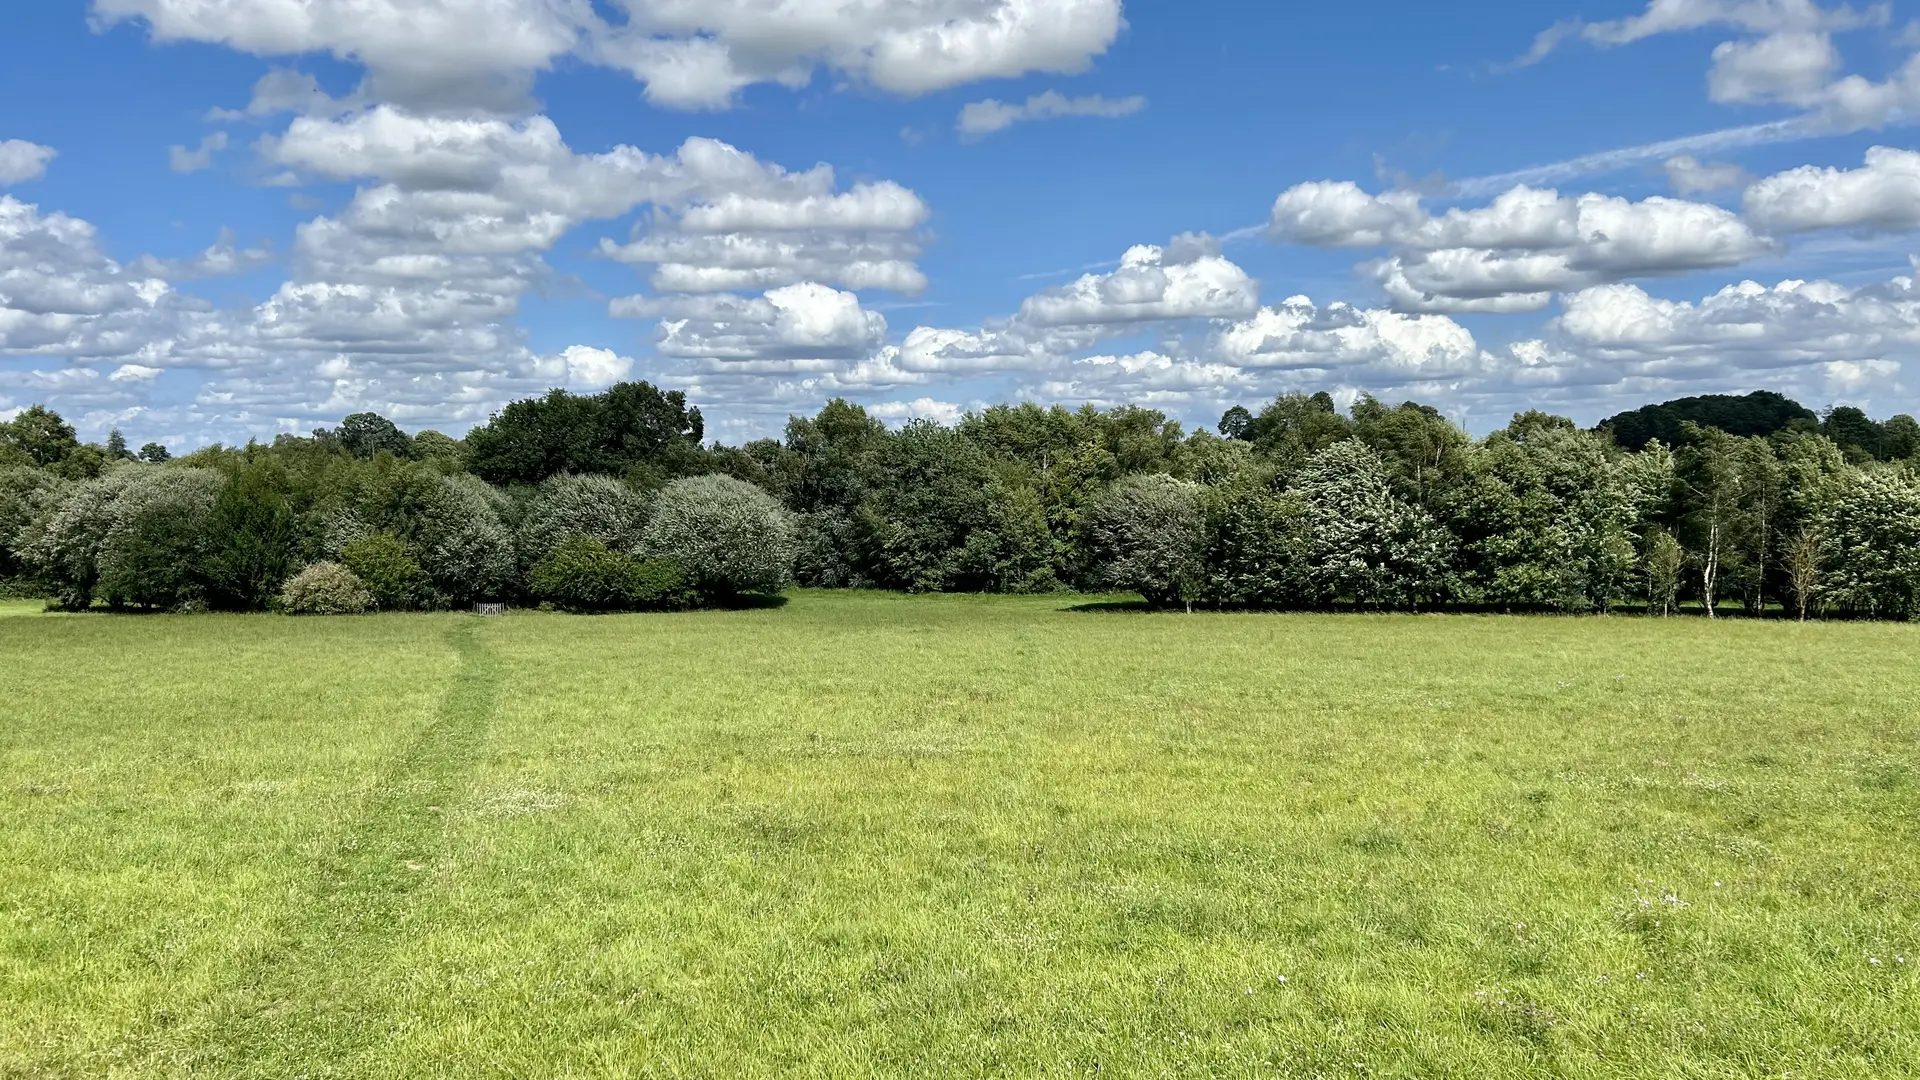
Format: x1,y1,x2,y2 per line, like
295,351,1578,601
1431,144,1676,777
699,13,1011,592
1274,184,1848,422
4,0,1920,449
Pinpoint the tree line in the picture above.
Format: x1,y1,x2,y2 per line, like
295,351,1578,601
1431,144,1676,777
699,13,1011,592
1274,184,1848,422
3,386,1918,618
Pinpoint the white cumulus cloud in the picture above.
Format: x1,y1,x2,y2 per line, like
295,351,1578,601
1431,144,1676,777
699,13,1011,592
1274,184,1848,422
96,0,1125,112
1273,181,1774,313
1744,145,1920,232
0,141,56,185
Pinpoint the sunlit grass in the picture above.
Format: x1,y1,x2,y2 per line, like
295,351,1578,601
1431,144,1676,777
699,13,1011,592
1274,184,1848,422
2,593,1916,1077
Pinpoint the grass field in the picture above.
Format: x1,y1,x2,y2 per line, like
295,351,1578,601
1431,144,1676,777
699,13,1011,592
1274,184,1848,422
1,593,1917,1078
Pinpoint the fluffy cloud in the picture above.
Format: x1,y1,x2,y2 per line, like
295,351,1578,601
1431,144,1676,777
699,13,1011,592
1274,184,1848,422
208,68,345,121
93,0,586,112
1273,182,1774,313
97,0,1125,112
1017,239,1257,326
651,282,888,370
0,196,184,357
1552,274,1920,365
597,142,930,294
957,91,1146,137
1744,145,1920,232
0,141,56,185
556,344,634,389
1212,297,1482,379
863,397,964,426
1707,30,1839,104
594,0,1125,109
1520,0,1920,133
4,100,941,439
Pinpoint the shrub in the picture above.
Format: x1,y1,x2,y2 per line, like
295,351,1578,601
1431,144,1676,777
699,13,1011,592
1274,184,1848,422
95,469,224,610
278,562,374,615
642,474,795,599
0,466,61,581
1082,473,1208,609
528,536,695,612
516,473,652,569
340,532,431,610
16,471,133,608
417,474,516,604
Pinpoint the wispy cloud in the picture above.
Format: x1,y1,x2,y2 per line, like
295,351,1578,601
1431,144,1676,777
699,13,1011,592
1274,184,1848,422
958,91,1146,139
1451,118,1822,197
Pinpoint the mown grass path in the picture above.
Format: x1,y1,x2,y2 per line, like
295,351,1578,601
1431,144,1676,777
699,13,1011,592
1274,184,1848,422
147,620,503,1077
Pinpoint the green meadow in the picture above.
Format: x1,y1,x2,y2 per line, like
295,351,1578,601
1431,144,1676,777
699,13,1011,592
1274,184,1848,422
1,593,1916,1078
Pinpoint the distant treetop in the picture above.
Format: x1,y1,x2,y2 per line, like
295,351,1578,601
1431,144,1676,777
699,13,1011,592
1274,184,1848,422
1598,391,1817,451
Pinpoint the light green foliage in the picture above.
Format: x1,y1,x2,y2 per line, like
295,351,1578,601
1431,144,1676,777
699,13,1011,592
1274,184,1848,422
1295,440,1452,609
1818,469,1920,619
340,532,432,611
642,473,795,598
515,473,652,569
416,474,516,604
0,466,61,580
276,561,375,614
16,471,133,607
1644,528,1685,616
1082,473,1208,608
2,595,1919,1076
527,536,695,613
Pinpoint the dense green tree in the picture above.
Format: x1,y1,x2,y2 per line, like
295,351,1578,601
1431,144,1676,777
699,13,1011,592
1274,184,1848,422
1456,414,1640,612
106,429,133,461
94,469,224,610
1242,392,1353,473
323,412,417,460
1293,440,1451,610
1082,473,1208,610
1600,391,1816,451
340,532,431,611
1349,395,1472,511
1204,485,1304,608
138,442,172,464
200,461,302,611
412,430,468,470
1217,405,1253,440
0,405,81,468
1823,406,1886,463
466,383,704,485
1819,470,1920,619
17,471,136,608
416,474,517,605
529,537,695,613
854,421,1005,593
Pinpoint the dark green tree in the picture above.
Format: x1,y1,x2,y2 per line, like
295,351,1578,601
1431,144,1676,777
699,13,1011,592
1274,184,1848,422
465,383,705,485
200,461,302,611
1,405,80,467
1600,391,1815,451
